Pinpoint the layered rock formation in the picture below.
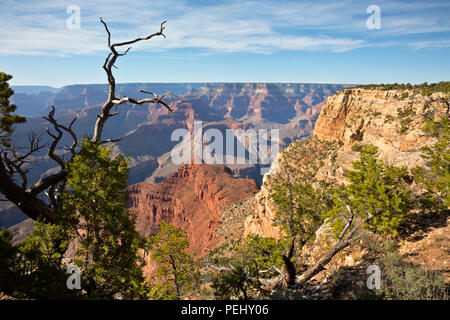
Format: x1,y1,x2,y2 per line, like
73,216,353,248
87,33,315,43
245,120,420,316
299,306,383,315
2,83,345,229
244,87,448,238
128,164,259,257
313,88,445,169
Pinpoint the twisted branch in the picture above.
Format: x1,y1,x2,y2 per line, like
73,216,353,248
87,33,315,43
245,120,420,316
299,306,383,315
92,18,171,144
0,17,170,223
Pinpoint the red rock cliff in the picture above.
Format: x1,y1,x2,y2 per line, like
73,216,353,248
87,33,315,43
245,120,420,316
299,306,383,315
128,164,259,257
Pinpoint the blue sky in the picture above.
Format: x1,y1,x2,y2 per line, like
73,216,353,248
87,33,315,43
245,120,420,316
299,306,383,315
0,0,449,87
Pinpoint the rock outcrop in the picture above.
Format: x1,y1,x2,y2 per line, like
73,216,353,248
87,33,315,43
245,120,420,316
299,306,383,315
244,87,448,239
128,164,259,257
313,88,445,169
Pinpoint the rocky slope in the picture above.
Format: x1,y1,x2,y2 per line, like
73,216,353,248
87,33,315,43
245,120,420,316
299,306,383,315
313,88,445,168
244,87,448,238
237,87,449,290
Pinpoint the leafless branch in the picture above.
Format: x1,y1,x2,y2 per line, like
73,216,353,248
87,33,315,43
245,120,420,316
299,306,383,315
0,17,169,223
99,138,122,145
92,18,171,143
0,132,49,189
43,106,78,168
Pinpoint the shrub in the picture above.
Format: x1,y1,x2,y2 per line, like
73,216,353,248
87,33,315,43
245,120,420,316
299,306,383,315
397,106,415,118
365,240,448,300
350,82,450,96
398,118,413,134
379,245,447,299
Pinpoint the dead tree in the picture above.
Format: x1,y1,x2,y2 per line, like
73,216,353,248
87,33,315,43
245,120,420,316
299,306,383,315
295,197,375,283
0,18,171,223
93,18,172,144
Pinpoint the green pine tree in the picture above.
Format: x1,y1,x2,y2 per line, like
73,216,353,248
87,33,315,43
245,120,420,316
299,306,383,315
149,220,199,300
59,137,148,299
328,144,411,237
0,72,26,147
414,116,449,211
211,234,284,299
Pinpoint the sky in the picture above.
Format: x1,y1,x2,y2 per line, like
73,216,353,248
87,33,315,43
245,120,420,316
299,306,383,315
0,0,449,87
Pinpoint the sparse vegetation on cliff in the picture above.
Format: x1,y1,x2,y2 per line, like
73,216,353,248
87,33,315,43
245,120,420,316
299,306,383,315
351,81,450,96
214,86,449,300
413,116,449,211
211,235,285,299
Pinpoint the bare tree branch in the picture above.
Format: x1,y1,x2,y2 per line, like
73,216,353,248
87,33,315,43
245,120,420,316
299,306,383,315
0,132,48,189
0,17,169,223
296,210,376,284
0,106,78,221
43,106,78,168
92,18,171,144
99,138,122,145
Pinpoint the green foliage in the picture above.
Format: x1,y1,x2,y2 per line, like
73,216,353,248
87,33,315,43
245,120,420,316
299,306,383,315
375,240,447,300
413,116,450,210
1,138,149,299
384,115,394,123
398,118,413,134
373,111,382,117
328,145,411,236
397,106,415,118
212,234,285,299
270,181,326,247
212,264,258,300
147,282,179,300
149,220,199,300
16,222,77,299
0,72,26,146
240,234,285,279
20,222,70,266
351,81,450,96
395,106,415,134
381,255,447,300
0,223,78,299
0,228,19,296
0,228,15,265
60,137,147,299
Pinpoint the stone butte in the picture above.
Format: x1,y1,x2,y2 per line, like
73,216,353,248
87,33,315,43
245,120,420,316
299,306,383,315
128,163,259,256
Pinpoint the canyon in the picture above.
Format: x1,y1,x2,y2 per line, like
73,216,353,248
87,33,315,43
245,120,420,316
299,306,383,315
128,164,259,257
1,82,346,229
3,83,448,286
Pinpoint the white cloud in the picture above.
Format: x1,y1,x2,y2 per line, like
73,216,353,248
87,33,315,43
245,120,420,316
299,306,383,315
0,0,448,56
410,40,450,50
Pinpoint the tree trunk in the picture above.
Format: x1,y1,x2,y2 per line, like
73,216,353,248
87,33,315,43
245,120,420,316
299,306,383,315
0,166,55,222
170,256,181,300
296,239,351,283
283,238,296,286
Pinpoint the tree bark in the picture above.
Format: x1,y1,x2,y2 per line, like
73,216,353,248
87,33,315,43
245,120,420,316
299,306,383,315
283,238,296,286
0,162,55,222
295,239,351,283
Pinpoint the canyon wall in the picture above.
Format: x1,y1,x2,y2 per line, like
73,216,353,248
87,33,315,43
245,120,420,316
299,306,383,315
2,82,346,229
128,164,259,257
244,88,448,238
